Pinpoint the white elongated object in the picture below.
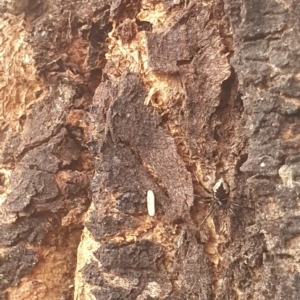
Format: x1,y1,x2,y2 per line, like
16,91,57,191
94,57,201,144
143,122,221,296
147,190,155,216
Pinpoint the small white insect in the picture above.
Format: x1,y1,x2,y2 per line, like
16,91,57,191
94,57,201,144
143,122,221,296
147,190,155,216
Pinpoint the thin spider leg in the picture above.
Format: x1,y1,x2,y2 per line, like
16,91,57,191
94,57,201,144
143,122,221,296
199,204,217,227
185,193,209,199
229,207,242,225
196,200,212,204
195,198,212,204
185,193,212,204
229,208,236,216
231,202,254,210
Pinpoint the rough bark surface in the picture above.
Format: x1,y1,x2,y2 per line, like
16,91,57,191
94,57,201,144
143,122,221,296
224,1,300,299
0,0,299,299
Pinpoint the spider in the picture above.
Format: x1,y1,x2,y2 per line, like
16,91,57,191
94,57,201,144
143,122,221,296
191,178,252,227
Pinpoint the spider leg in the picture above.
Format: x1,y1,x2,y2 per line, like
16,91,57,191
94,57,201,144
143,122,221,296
185,193,208,198
199,204,217,227
185,193,212,204
195,198,212,204
231,202,254,210
228,206,242,225
195,200,212,204
229,207,236,216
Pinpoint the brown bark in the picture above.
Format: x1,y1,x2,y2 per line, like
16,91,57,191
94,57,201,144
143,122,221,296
0,0,299,299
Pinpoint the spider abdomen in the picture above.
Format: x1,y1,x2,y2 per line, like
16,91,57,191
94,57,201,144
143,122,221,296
212,178,230,207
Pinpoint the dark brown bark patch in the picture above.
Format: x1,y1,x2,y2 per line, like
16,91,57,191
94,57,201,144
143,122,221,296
0,244,38,291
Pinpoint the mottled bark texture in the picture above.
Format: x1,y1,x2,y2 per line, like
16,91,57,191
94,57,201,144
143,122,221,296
0,0,299,299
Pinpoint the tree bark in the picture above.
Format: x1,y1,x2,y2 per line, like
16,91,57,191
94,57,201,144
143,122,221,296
0,0,299,299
